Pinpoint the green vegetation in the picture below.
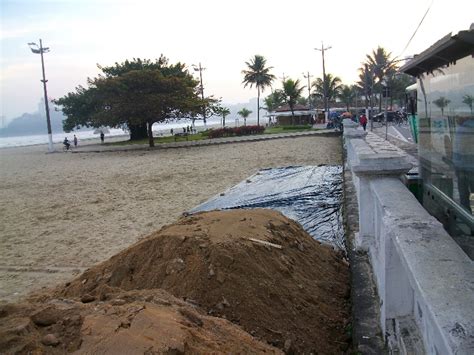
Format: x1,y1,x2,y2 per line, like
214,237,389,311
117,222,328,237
264,125,315,134
107,125,317,146
282,79,305,125
55,57,220,147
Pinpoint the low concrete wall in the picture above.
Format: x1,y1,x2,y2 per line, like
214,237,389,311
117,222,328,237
343,120,474,354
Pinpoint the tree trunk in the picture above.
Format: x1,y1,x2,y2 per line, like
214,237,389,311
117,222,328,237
147,121,154,147
223,116,226,127
129,122,148,140
257,87,260,127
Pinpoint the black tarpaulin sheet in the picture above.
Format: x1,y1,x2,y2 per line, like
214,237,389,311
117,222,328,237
190,165,344,250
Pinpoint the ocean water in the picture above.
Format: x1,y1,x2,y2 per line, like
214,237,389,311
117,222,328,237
0,116,266,149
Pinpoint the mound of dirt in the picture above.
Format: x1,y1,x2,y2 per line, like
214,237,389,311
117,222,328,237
0,288,281,354
55,209,350,353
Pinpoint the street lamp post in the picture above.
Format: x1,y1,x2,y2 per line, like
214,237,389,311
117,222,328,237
315,42,332,123
192,62,207,128
28,39,54,152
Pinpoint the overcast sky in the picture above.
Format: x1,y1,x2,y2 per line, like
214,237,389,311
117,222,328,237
1,0,473,121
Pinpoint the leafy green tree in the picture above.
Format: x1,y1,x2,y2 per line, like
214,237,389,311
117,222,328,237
462,94,474,114
237,108,252,126
312,74,342,108
242,55,275,126
217,107,231,127
338,85,355,111
282,79,305,125
55,57,217,147
433,96,451,116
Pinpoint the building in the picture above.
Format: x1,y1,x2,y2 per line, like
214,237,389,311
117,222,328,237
273,104,316,125
400,24,474,256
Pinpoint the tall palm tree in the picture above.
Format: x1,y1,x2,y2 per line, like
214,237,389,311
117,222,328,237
357,64,374,111
282,79,305,125
242,55,275,126
365,46,397,111
338,85,355,111
312,74,342,109
237,108,252,126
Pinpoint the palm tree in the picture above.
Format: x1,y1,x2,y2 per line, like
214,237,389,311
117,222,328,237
365,46,397,111
218,107,231,127
462,94,474,115
338,85,355,111
433,96,451,116
312,74,342,109
242,55,275,126
263,91,284,125
357,64,375,111
282,79,305,125
237,108,252,126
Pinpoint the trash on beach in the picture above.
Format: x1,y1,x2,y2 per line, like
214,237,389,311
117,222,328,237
190,165,344,250
248,238,282,249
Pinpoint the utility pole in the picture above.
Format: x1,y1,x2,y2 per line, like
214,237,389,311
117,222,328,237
303,71,313,123
315,42,332,123
193,62,207,127
28,39,54,152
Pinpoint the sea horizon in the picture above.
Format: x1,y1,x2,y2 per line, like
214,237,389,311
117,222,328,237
0,116,269,149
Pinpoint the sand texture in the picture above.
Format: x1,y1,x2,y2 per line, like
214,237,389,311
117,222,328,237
0,209,349,354
0,136,342,302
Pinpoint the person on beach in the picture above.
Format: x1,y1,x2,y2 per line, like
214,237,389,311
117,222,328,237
63,137,71,150
100,131,105,143
73,135,78,147
359,114,368,131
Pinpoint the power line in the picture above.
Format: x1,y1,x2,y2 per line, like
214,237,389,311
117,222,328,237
399,0,434,57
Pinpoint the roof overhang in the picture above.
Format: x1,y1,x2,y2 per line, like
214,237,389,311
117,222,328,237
273,110,317,117
400,28,474,77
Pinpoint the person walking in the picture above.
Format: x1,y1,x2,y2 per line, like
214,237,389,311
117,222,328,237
100,131,105,143
359,114,368,131
73,135,78,147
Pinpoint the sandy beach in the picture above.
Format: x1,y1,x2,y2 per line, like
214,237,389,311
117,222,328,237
0,135,342,302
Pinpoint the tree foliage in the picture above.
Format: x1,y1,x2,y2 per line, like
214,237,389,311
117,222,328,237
55,56,219,147
237,108,252,126
282,79,305,125
462,94,474,114
338,85,355,111
312,73,342,106
242,55,275,126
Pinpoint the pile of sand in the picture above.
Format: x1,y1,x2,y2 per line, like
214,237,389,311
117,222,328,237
1,209,350,354
0,288,281,354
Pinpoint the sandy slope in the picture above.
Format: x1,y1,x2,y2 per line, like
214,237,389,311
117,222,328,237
0,136,342,302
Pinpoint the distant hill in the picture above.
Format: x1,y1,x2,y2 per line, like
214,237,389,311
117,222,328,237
0,110,66,137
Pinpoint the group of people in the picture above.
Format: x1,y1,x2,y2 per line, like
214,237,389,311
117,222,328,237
63,131,105,150
63,135,78,150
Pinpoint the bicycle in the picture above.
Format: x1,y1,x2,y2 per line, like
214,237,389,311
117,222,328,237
62,143,73,152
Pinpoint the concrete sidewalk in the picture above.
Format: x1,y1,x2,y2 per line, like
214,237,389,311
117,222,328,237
70,127,339,153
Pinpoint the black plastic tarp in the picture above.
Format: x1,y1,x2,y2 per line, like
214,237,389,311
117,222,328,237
190,165,344,250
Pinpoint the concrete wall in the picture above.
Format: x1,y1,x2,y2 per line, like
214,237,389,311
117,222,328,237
343,120,474,354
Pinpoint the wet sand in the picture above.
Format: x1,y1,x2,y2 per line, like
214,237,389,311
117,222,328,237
0,136,342,302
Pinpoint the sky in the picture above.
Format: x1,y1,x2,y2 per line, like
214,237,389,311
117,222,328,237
1,0,473,122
